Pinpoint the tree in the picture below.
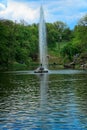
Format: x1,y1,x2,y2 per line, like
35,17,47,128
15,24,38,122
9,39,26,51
60,42,80,61
0,19,14,68
78,14,87,26
73,14,87,52
46,21,70,49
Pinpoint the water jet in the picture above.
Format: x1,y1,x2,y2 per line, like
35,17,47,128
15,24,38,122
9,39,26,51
34,6,48,73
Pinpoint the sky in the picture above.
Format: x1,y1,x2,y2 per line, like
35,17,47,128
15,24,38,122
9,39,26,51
0,0,87,29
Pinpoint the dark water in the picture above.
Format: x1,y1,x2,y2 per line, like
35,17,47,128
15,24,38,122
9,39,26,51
0,70,87,130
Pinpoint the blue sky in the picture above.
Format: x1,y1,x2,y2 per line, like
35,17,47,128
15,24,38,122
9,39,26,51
0,0,87,29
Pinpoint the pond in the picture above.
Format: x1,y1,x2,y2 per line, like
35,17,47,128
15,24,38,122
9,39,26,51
0,69,87,130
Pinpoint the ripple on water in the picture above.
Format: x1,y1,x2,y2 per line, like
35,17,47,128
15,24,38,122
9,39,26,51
0,71,87,129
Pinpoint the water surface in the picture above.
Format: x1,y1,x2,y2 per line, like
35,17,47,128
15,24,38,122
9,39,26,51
0,70,87,130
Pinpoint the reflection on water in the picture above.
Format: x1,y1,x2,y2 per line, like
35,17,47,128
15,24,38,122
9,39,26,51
39,74,49,130
0,70,87,129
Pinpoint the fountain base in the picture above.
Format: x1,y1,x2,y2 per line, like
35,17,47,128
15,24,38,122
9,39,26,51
34,66,48,73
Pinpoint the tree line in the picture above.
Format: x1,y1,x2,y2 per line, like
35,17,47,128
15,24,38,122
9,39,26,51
0,14,87,70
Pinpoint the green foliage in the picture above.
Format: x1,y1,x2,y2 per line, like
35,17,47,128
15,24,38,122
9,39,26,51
46,21,72,48
0,19,38,70
73,14,87,51
60,14,87,63
0,14,87,70
12,62,27,70
60,42,80,60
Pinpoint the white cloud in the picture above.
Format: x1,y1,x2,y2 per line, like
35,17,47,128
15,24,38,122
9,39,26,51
0,3,6,10
44,0,87,28
0,0,40,23
0,0,87,28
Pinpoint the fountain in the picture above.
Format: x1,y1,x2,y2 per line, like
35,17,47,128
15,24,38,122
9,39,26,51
34,6,48,73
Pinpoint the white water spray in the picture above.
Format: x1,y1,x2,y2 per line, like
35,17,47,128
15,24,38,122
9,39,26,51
39,5,48,69
34,5,48,73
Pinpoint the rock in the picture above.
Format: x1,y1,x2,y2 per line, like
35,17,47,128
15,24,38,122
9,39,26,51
80,63,87,69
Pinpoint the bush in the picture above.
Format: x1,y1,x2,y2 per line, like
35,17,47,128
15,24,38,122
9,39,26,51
60,42,80,61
